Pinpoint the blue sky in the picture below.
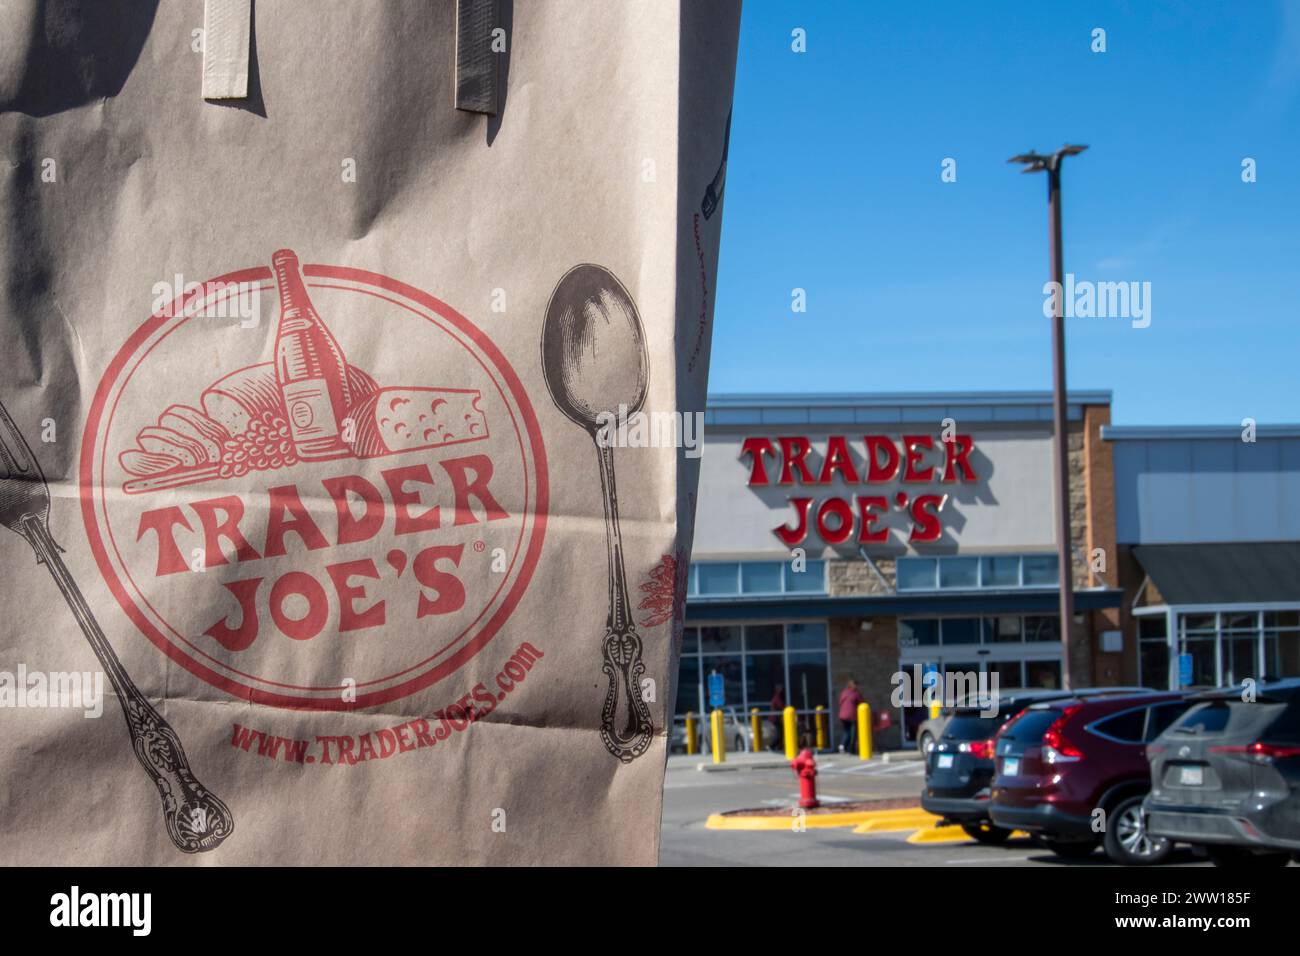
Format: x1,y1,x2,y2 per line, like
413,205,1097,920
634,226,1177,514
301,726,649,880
712,1,1299,425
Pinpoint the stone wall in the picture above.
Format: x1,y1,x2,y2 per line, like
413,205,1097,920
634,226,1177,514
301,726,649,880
828,616,904,750
828,555,896,597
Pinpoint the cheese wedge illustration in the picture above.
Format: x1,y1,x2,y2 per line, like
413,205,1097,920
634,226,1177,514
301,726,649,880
349,387,489,458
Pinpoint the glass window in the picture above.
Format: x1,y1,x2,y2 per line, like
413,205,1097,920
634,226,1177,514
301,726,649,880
698,625,741,653
991,660,1023,690
1094,707,1147,743
1145,701,1193,741
1174,701,1230,734
1265,611,1300,630
786,622,827,651
939,556,979,589
745,654,785,714
785,560,826,593
1140,640,1170,689
1025,660,1062,689
785,653,829,710
987,616,1023,643
1022,555,1058,586
744,624,783,652
1023,616,1061,643
1227,634,1260,684
897,558,938,591
1222,612,1257,632
980,555,1020,588
942,714,1003,741
697,563,739,596
1138,616,1167,640
681,627,699,654
675,657,701,716
899,619,939,647
741,562,783,594
687,564,698,597
941,618,981,644
1002,708,1064,742
1179,637,1217,687
1181,614,1216,634
1274,631,1300,678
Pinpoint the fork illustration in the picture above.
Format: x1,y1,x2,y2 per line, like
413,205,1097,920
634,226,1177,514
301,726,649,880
0,396,233,853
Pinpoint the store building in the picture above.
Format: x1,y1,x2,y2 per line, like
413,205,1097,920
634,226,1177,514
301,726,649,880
678,392,1300,751
1108,425,1300,692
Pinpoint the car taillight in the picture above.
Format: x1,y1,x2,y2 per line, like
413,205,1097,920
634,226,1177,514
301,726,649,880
1209,741,1300,762
967,738,995,759
1042,705,1084,764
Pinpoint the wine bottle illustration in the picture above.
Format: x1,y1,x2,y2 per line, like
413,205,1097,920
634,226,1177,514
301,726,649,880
271,249,354,460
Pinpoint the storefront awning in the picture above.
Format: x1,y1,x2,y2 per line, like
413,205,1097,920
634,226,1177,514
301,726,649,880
1132,541,1300,606
685,588,1123,622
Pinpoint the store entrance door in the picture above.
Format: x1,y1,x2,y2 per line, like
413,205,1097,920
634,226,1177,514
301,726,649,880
896,644,1063,744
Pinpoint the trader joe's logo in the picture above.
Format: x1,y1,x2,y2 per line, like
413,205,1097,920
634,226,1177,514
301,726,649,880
80,251,548,710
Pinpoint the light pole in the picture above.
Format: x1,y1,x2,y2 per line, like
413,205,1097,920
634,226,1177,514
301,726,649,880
1009,144,1088,690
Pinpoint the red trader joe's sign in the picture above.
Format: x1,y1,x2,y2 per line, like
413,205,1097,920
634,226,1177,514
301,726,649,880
741,434,977,547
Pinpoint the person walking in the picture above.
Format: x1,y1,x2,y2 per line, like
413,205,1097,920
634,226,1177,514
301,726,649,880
838,679,865,754
769,685,785,751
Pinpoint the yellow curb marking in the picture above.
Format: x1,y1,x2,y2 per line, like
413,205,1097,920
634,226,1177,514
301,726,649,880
705,806,928,831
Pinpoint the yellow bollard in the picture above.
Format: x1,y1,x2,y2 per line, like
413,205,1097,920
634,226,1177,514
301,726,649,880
929,700,941,721
750,707,762,754
815,705,827,750
857,702,872,760
783,706,797,759
685,711,697,756
710,708,725,764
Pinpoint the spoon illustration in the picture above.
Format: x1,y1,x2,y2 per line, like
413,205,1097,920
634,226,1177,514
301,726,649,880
541,264,655,763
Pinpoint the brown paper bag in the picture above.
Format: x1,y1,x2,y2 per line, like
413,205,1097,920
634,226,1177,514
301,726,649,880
0,0,740,865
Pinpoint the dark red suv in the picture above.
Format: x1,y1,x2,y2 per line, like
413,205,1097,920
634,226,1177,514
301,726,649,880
988,691,1193,865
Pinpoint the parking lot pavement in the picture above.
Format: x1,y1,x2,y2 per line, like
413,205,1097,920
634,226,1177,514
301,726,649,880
658,752,1211,867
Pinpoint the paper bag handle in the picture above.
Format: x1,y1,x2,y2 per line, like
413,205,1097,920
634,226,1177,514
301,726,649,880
202,0,251,100
455,0,500,115
201,0,500,114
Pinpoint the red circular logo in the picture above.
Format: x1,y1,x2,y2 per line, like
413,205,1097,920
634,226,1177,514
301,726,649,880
80,256,548,710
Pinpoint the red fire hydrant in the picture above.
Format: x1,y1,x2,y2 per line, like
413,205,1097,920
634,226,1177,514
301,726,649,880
790,748,820,809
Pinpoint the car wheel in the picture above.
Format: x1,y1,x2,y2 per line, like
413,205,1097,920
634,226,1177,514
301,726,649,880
918,732,934,755
1104,796,1171,866
1039,836,1099,859
962,821,1013,845
1207,846,1291,868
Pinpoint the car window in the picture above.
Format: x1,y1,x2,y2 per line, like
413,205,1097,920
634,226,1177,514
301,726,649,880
943,714,1001,740
1171,700,1286,736
1262,700,1300,743
1174,702,1230,733
1144,701,1192,741
1093,707,1146,743
1001,709,1062,742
